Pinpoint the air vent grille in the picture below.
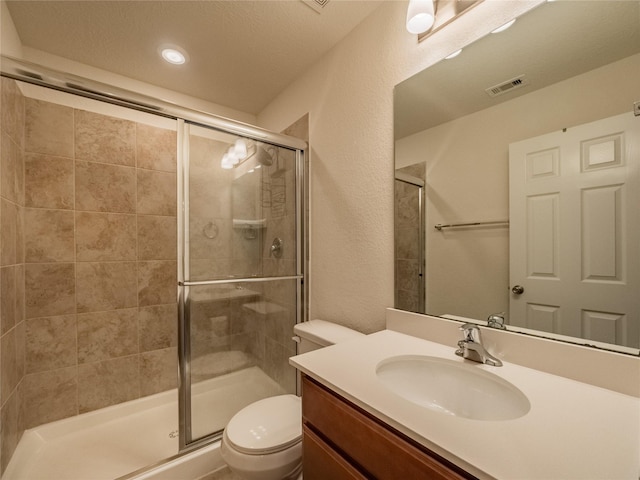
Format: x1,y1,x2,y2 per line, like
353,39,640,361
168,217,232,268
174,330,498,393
485,75,529,98
301,0,329,14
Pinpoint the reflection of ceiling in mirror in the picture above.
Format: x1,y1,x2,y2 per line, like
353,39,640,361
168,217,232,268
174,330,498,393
394,1,640,140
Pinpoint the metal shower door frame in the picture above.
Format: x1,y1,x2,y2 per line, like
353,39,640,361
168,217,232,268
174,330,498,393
394,172,426,313
176,120,307,452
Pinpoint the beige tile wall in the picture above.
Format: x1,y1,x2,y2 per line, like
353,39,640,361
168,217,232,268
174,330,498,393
1,77,26,474
18,94,178,432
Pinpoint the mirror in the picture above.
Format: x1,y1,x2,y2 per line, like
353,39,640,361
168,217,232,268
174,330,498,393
394,0,640,354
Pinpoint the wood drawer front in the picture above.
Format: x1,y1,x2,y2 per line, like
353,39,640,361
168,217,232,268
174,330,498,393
303,425,367,480
302,376,471,480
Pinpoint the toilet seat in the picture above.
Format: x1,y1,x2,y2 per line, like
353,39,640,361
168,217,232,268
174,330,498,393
225,395,302,455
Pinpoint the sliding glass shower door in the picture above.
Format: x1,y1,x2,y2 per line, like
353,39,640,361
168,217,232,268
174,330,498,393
178,122,305,448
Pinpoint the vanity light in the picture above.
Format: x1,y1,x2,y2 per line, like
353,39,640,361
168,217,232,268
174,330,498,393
491,19,516,34
160,46,188,65
233,139,248,160
406,0,435,34
220,139,251,169
221,153,234,169
445,49,462,60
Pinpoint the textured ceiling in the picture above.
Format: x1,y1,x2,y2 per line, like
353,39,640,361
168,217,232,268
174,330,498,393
6,0,383,114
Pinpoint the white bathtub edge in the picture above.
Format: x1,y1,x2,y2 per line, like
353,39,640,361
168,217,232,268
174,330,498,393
127,441,224,480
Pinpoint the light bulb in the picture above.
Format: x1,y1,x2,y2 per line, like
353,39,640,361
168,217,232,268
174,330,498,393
234,139,248,160
221,153,234,169
445,49,462,60
406,0,435,35
491,19,516,34
161,48,187,65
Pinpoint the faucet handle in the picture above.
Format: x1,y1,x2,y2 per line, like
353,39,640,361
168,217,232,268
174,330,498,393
459,323,481,342
487,312,506,329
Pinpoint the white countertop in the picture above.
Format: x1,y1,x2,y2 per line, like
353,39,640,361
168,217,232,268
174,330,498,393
290,330,640,479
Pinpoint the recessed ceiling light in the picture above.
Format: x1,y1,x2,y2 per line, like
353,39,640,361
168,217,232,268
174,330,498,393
160,46,188,65
491,19,516,34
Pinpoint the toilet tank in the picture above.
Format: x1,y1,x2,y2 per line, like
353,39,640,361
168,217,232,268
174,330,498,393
293,319,364,354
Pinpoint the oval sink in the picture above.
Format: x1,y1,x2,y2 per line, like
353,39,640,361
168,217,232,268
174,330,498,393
376,355,530,421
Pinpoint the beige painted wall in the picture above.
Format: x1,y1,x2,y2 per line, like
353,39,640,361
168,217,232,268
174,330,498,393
257,1,542,333
395,53,640,321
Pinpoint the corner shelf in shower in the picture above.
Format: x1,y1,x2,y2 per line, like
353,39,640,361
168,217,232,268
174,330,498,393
232,218,267,229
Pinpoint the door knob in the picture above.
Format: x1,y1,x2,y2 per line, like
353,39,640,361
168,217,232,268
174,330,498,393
511,285,524,295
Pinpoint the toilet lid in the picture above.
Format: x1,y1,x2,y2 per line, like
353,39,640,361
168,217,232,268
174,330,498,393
225,395,302,455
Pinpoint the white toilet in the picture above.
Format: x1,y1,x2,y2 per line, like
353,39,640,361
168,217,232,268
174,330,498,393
220,319,364,480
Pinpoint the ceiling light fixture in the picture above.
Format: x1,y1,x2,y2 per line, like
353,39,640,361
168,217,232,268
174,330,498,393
160,46,188,65
491,18,516,34
406,0,435,34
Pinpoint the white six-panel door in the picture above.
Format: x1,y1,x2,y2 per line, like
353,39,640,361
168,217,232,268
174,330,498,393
509,112,640,348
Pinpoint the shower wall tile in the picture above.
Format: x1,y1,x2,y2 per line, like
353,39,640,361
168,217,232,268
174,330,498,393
136,169,176,216
24,153,74,210
1,390,19,474
77,309,138,363
75,212,136,261
15,204,24,264
138,304,177,352
77,356,139,413
15,94,183,433
1,266,17,334
25,315,77,374
140,347,177,396
136,124,177,172
23,367,77,428
75,262,137,313
189,175,231,218
15,318,25,380
137,260,177,306
1,328,18,405
25,263,75,319
0,78,26,475
1,77,25,148
75,161,136,213
1,132,22,204
24,99,74,158
189,216,232,261
137,215,177,261
75,110,136,167
24,208,75,263
188,257,231,282
264,337,296,395
1,198,17,266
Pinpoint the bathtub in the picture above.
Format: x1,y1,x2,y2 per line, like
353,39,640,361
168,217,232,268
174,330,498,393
4,366,285,480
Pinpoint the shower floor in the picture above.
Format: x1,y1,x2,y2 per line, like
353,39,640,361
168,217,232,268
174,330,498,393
5,365,286,480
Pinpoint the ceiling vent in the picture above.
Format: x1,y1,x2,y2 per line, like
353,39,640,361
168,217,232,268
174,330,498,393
485,75,529,98
301,0,329,14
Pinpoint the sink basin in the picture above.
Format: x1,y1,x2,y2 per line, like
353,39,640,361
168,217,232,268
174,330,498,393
376,355,530,421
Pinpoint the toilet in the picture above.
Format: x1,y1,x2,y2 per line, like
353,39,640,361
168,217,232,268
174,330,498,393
220,319,364,480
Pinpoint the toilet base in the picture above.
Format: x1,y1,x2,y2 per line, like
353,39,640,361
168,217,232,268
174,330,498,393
220,430,302,480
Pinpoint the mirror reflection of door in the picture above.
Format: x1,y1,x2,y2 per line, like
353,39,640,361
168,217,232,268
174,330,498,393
395,166,426,313
509,112,640,348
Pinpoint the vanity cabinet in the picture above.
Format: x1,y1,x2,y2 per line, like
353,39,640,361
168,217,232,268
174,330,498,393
301,375,476,480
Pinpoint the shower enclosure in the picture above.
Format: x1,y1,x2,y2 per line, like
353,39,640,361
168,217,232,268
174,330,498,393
0,57,306,478
394,166,425,313
179,122,306,448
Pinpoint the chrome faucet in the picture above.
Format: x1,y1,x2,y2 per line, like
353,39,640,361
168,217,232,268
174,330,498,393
487,312,506,330
455,323,503,367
